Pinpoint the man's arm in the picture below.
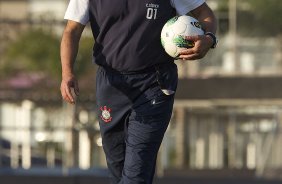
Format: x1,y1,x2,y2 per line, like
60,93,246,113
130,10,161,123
190,2,217,35
60,20,85,104
178,2,217,60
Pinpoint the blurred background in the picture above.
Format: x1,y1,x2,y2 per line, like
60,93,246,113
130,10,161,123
0,0,282,183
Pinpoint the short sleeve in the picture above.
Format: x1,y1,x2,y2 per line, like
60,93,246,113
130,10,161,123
171,0,205,15
64,0,89,25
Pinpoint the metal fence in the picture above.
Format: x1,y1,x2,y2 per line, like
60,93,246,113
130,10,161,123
1,100,282,179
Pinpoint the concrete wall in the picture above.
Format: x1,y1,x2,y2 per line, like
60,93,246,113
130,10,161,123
0,0,29,20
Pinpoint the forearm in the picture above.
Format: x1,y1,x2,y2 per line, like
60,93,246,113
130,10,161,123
61,32,79,77
190,3,217,34
60,21,84,77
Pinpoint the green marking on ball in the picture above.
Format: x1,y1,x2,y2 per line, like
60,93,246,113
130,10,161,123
166,16,179,26
173,35,194,48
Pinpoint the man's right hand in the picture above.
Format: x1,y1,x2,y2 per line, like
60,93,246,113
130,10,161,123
60,74,79,104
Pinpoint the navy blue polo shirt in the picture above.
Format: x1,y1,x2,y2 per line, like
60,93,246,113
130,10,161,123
88,0,176,72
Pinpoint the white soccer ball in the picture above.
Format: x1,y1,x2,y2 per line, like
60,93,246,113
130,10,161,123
161,15,204,58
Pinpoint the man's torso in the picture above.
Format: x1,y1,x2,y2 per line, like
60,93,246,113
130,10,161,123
89,0,176,71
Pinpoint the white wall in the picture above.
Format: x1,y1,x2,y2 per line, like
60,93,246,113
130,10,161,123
29,0,68,20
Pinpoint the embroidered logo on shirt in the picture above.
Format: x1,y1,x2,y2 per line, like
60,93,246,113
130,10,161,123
100,106,112,123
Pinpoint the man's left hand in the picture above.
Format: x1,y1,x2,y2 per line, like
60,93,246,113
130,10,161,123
178,35,213,61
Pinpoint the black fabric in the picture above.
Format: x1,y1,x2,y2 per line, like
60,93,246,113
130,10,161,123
88,0,176,72
96,62,178,183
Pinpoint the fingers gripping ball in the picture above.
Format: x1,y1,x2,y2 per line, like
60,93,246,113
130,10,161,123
161,15,204,58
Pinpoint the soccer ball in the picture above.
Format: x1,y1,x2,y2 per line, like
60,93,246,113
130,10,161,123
161,15,204,58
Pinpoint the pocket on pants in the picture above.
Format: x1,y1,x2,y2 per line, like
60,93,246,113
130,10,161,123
155,62,178,95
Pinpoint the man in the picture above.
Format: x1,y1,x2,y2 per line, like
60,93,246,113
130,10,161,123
60,0,217,183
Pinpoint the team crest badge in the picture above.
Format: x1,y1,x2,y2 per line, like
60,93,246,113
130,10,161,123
100,106,112,123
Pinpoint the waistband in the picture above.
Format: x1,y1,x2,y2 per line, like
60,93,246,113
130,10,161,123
100,62,174,75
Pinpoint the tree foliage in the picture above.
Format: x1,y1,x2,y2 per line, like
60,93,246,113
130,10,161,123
239,0,282,37
1,29,60,77
253,0,282,36
216,0,282,37
1,28,94,79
